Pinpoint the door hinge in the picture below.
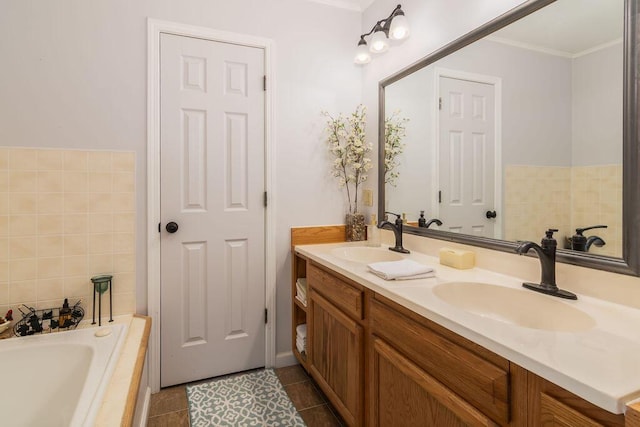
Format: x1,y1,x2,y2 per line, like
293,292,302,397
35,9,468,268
263,75,267,91
263,191,268,207
264,308,268,324
438,190,442,204
439,97,442,110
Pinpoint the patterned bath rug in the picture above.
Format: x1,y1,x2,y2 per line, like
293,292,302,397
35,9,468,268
186,368,306,426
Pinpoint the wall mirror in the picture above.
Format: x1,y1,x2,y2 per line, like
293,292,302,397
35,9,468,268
378,0,640,275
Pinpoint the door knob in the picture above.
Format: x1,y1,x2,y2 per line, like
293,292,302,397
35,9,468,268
485,210,497,219
165,222,179,233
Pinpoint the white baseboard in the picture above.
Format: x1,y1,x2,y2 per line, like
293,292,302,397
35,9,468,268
137,387,151,427
275,351,298,368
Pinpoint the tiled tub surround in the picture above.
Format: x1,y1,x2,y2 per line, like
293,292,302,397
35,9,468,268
0,148,136,322
295,237,640,414
504,164,622,257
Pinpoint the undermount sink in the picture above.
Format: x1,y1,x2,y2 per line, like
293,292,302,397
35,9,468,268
433,282,596,332
331,246,404,264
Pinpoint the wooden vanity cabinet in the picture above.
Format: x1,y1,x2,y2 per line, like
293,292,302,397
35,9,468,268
528,373,624,426
307,262,366,426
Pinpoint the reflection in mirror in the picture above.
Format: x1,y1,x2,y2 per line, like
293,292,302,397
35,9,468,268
383,0,624,258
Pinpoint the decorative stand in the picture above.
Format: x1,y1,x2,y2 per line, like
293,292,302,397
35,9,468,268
91,274,113,326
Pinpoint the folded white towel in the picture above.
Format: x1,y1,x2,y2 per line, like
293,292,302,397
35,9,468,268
296,323,307,338
296,278,307,291
295,294,307,306
296,336,306,347
296,340,305,354
368,259,435,280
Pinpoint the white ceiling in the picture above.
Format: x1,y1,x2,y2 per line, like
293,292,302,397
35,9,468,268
301,0,373,12
490,0,624,57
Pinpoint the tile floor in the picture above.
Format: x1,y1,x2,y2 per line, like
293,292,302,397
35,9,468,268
148,365,344,426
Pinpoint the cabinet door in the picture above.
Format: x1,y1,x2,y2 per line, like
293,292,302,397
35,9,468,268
539,393,603,427
309,290,363,426
371,337,498,427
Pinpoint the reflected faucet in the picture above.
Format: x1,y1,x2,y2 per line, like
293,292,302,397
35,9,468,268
379,212,410,254
418,210,443,229
567,225,608,252
515,229,577,300
424,218,442,229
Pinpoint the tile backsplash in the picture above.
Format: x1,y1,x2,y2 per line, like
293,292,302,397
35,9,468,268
0,148,136,325
504,164,622,257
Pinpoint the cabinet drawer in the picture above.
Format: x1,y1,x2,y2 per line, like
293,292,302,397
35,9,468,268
371,298,510,425
308,263,363,320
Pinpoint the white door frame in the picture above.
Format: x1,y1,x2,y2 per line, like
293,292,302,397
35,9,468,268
433,67,503,239
147,18,276,393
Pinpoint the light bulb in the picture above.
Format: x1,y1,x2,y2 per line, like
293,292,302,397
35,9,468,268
369,30,389,53
354,43,371,64
389,14,410,40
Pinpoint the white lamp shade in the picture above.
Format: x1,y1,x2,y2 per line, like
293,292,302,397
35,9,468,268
369,30,389,53
389,14,410,40
354,43,371,64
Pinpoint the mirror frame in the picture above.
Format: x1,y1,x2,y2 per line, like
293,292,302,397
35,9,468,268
378,0,640,276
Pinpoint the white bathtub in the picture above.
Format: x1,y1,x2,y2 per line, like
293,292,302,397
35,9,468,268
0,323,127,427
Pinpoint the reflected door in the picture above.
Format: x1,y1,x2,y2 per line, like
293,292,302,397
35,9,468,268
438,75,497,237
159,33,266,387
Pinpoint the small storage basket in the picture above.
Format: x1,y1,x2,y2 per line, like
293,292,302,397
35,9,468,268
13,303,84,337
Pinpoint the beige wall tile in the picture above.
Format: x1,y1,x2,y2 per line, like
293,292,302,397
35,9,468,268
112,152,135,172
88,233,113,254
9,171,38,192
10,258,37,281
113,173,134,193
4,149,136,316
10,215,37,236
0,149,8,170
37,150,64,171
9,193,37,214
112,193,135,213
114,272,135,293
38,235,64,257
65,255,88,277
38,171,64,192
88,192,113,213
63,151,87,171
64,214,87,235
87,151,112,172
9,149,38,171
114,253,135,273
89,253,113,274
9,280,36,303
88,172,112,193
64,171,88,193
88,213,113,233
38,193,64,214
113,233,134,253
0,238,8,261
37,215,63,235
10,236,37,259
64,234,88,256
0,283,8,305
38,257,64,279
64,192,88,214
37,279,64,300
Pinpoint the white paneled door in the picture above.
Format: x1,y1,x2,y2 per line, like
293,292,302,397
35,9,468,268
439,76,496,237
159,33,266,387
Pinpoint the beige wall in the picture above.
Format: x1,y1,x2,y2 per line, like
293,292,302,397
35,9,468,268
504,164,622,257
0,148,136,324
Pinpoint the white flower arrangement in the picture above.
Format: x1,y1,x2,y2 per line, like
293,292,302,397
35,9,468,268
322,104,372,214
384,111,408,187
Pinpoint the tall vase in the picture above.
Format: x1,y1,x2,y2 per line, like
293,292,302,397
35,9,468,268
345,212,366,242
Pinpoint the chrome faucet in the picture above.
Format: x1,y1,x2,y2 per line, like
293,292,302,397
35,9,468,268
379,212,410,254
515,229,577,300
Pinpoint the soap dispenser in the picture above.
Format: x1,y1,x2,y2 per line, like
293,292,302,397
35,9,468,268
59,298,72,328
418,211,426,227
367,214,381,247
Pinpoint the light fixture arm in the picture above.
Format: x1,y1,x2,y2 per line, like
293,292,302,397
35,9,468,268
358,4,404,41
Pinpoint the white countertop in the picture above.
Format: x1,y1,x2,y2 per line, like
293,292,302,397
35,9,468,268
295,242,640,414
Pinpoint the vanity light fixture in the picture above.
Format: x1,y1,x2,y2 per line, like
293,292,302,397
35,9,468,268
354,4,410,65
